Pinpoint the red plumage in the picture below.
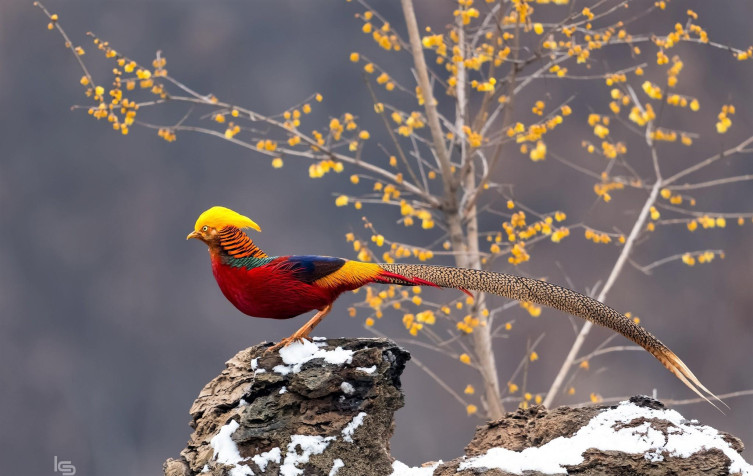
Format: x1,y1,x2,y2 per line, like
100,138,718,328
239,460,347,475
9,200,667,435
210,255,339,320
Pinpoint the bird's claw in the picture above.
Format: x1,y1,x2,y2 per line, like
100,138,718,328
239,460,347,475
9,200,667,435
265,335,310,354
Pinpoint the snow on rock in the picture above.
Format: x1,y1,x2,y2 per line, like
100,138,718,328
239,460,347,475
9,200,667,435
209,419,254,476
458,400,753,475
356,365,377,374
273,340,354,375
280,435,336,476
340,382,355,395
342,412,367,443
328,458,345,476
391,460,441,475
252,447,281,472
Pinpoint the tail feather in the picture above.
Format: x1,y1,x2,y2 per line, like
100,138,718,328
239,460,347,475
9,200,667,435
378,262,723,408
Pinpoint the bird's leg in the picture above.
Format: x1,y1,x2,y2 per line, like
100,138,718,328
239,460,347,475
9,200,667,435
267,304,333,353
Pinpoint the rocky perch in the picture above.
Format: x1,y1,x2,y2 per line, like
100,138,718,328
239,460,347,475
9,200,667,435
163,338,751,476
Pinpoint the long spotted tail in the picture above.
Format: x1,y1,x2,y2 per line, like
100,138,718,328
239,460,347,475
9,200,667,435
378,263,724,409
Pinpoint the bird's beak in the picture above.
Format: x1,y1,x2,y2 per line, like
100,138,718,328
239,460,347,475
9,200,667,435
186,230,201,241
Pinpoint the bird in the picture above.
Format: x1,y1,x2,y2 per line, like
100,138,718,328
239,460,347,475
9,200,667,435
187,205,722,407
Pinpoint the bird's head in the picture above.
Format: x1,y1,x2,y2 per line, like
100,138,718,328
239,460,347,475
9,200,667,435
187,206,261,245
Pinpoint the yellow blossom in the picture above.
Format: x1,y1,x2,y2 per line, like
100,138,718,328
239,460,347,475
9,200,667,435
464,385,475,395
466,404,478,415
335,195,349,207
271,158,283,168
459,353,471,365
529,141,546,161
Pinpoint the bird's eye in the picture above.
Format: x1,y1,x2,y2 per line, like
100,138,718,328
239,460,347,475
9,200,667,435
202,226,208,232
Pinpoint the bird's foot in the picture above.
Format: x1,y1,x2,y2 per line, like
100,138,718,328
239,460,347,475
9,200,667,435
265,334,311,354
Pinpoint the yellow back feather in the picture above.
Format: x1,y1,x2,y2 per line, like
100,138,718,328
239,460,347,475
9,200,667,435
194,206,261,232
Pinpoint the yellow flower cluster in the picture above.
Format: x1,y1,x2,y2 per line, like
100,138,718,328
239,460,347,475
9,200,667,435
224,123,240,139
397,112,426,137
508,242,530,265
520,301,542,317
665,93,699,111
256,139,277,151
457,314,481,334
529,141,547,161
666,56,683,87
584,229,612,244
650,128,678,142
548,64,568,77
421,34,447,57
660,188,684,205
628,104,656,126
282,106,310,129
453,0,479,25
688,215,727,231
402,314,425,336
531,100,545,116
507,115,565,147
641,81,663,100
593,181,624,202
682,251,721,266
737,47,753,61
498,213,563,244
605,73,627,86
382,242,434,263
360,11,400,51
158,128,176,142
309,159,344,178
550,227,570,243
716,104,735,134
601,141,626,159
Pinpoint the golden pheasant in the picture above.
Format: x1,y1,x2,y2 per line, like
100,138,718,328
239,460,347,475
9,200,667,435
187,206,721,406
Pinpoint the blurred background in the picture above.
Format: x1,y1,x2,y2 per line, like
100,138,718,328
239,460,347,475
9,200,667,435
1,1,751,474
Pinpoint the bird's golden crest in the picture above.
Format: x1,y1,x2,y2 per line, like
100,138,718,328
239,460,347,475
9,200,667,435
194,206,261,232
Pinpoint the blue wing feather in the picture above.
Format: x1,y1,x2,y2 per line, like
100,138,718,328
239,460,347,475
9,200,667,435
284,255,347,284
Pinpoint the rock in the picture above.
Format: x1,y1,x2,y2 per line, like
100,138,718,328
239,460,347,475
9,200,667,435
436,396,750,476
165,340,752,476
171,338,409,476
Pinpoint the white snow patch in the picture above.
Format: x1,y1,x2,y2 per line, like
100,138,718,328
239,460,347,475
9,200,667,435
458,401,753,475
279,386,288,394
328,458,344,476
250,358,265,374
200,464,210,474
313,336,327,341
280,434,335,476
356,365,377,374
273,340,354,375
210,419,254,476
390,460,441,475
252,447,281,472
342,412,367,443
340,382,355,395
238,398,249,407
